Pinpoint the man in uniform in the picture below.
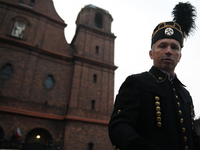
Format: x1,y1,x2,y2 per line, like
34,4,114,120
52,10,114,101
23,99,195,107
108,2,200,150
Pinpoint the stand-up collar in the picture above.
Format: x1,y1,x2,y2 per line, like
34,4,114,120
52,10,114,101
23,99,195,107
148,66,168,83
149,66,185,86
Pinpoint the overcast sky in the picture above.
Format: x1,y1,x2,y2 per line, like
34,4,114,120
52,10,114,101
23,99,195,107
53,0,200,118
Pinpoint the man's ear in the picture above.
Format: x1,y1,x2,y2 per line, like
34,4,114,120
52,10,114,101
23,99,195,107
149,50,153,59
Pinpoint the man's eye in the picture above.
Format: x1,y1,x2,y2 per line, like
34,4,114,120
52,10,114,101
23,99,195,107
171,46,178,50
159,45,166,48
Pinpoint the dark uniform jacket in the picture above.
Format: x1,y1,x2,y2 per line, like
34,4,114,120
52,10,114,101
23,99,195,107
109,66,200,150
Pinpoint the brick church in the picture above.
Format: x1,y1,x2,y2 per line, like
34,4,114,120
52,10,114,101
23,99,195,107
0,0,117,150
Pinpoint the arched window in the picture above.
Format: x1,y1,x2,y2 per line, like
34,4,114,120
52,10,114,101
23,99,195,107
30,0,35,7
44,75,54,89
94,12,103,28
8,17,30,40
93,74,97,83
91,100,95,110
0,126,4,142
1,64,13,79
11,21,26,38
19,0,25,3
95,46,99,54
88,142,94,150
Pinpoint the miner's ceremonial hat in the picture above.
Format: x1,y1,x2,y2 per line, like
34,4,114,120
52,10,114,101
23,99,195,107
151,2,196,48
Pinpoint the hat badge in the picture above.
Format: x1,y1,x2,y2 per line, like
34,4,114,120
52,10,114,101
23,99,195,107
165,28,174,36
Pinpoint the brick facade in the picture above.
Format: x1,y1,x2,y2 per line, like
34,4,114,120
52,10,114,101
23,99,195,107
0,1,116,150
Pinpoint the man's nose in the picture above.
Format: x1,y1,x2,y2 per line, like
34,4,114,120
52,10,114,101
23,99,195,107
165,46,172,54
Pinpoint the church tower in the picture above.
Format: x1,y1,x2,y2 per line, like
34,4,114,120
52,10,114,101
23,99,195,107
64,4,117,150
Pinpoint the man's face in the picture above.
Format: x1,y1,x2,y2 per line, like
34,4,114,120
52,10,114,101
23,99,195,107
149,38,182,75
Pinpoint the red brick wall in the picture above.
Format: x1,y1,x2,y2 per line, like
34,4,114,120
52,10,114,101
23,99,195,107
64,121,113,150
0,1,116,150
76,5,113,33
68,61,114,120
0,42,72,115
0,0,63,23
64,5,116,149
0,1,73,56
73,28,115,64
69,5,116,123
0,112,63,144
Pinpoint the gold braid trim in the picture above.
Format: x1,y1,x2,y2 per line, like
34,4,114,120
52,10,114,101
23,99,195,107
148,72,167,83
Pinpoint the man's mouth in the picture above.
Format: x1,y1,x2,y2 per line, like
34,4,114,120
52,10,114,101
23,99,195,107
162,57,173,63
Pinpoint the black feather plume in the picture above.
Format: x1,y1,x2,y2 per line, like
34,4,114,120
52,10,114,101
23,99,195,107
172,2,197,38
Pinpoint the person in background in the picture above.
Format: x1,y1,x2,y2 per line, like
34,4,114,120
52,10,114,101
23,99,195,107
108,2,200,150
